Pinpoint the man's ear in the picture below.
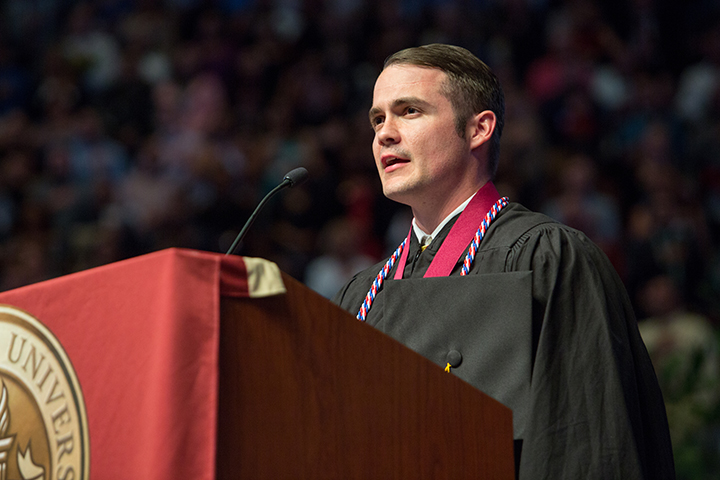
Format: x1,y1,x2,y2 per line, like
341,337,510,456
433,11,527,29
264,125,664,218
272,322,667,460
467,110,496,151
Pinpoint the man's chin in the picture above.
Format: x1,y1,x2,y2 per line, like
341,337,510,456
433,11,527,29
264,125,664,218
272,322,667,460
382,185,417,206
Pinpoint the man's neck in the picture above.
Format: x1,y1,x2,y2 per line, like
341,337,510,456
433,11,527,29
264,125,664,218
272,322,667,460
412,181,490,234
412,194,474,241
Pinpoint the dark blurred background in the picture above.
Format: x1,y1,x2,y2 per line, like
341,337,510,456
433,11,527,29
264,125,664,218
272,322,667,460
1,0,719,476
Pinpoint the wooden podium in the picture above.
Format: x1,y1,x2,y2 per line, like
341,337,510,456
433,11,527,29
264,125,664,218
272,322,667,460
0,249,514,479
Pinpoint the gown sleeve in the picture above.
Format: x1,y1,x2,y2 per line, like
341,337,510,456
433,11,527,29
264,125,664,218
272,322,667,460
506,224,675,479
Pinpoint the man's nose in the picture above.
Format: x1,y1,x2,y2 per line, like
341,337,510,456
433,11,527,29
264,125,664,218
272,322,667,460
376,119,399,145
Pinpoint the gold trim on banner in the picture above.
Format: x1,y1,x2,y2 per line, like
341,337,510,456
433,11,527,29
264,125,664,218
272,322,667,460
243,257,287,298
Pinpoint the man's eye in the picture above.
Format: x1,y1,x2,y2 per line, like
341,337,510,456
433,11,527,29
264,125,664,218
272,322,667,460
405,107,419,115
371,117,384,128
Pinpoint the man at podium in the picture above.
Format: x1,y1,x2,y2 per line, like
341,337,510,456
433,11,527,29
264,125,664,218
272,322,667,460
333,44,675,479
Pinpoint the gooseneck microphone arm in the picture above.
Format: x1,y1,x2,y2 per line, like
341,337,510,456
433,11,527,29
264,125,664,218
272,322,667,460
225,167,309,256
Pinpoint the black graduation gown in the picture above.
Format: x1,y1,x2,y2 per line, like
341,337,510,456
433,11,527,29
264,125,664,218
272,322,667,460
333,202,675,480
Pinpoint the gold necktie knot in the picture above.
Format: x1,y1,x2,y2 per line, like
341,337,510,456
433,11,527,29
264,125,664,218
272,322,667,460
420,235,432,252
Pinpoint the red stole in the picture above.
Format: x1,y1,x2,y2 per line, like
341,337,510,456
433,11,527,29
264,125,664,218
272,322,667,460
393,182,502,279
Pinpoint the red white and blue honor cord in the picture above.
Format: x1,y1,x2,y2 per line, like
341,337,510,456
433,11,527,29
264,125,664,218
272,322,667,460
356,238,406,321
356,196,509,321
461,197,509,275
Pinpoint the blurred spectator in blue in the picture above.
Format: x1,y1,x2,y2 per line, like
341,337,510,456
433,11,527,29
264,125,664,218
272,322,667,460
542,151,623,269
625,145,711,316
675,22,720,125
0,40,31,116
62,2,122,93
305,217,374,299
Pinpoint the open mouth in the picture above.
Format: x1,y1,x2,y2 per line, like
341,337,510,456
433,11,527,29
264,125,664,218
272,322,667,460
382,155,410,169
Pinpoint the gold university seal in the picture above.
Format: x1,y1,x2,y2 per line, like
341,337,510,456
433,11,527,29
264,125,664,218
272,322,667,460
0,305,89,480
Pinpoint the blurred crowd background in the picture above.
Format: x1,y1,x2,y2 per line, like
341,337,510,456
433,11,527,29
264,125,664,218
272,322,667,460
1,0,720,476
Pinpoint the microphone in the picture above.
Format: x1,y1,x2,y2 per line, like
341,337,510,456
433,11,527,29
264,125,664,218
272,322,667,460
282,167,309,187
225,167,309,255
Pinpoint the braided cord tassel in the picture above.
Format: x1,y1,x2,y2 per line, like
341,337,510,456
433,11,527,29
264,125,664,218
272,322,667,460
356,238,407,321
461,197,509,276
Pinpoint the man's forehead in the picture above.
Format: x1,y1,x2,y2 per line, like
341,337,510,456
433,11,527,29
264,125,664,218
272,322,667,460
372,65,447,103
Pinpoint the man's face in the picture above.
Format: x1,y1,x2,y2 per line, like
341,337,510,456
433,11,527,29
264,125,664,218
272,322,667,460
369,64,474,210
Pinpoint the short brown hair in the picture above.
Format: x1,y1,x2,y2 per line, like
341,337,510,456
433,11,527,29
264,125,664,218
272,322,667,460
384,44,505,178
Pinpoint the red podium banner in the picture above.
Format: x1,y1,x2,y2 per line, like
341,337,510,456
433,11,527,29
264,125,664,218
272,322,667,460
0,248,269,480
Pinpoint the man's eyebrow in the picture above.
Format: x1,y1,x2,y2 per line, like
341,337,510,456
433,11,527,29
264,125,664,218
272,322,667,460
368,96,432,121
368,106,382,122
